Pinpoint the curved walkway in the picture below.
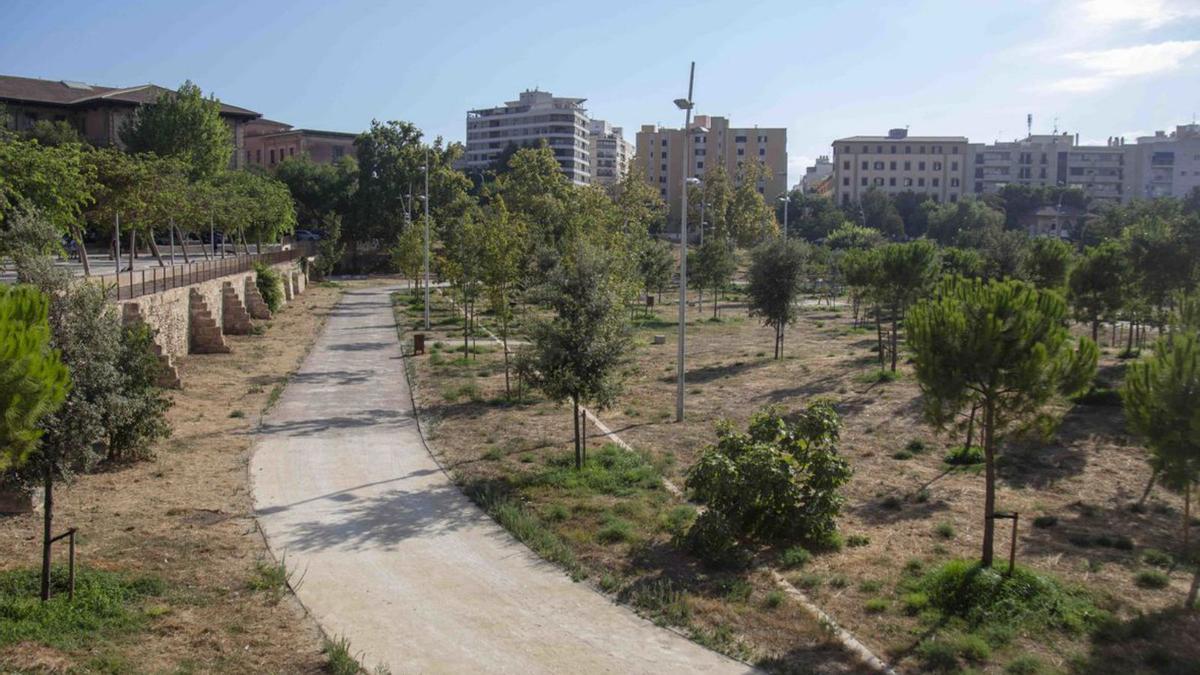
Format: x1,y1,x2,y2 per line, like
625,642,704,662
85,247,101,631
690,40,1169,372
251,286,752,674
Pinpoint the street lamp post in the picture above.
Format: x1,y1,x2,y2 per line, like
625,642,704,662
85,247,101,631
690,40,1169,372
778,194,790,239
423,149,431,331
675,62,696,424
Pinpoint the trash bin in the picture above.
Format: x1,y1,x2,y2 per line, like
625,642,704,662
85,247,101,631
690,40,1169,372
414,333,425,355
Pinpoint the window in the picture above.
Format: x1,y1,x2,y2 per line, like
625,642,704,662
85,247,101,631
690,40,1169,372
950,193,958,202
757,135,767,143
694,148,705,156
874,177,884,186
952,146,959,154
759,148,765,156
933,162,941,170
932,194,940,202
951,161,958,171
738,148,745,156
862,145,869,153
661,164,667,172
735,135,747,143
843,177,850,186
917,177,925,187
905,146,912,154
950,178,960,187
269,149,275,164
903,177,913,187
861,177,868,186
861,161,868,170
890,161,897,170
842,160,850,169
333,146,345,159
661,139,668,146
876,145,883,153
696,161,704,169
890,145,896,154
245,150,251,163
256,149,261,163
932,177,940,187
889,177,896,186
904,161,911,170
874,161,884,170
658,176,666,183
919,146,926,154
918,161,926,171
289,147,295,156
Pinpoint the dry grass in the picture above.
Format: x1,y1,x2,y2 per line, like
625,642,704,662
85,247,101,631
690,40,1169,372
0,281,345,673
401,285,1199,674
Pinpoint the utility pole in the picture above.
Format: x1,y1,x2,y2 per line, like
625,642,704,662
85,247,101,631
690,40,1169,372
114,213,121,275
674,62,696,424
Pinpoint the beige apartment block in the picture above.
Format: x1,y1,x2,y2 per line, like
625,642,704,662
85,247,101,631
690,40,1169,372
464,89,591,185
587,119,634,187
636,115,786,229
833,129,969,207
1124,124,1200,200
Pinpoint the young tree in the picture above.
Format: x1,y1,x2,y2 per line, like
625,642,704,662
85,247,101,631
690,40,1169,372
907,277,1097,567
312,213,345,278
747,238,807,359
0,284,70,471
840,247,880,328
1068,242,1129,342
0,136,94,270
1122,302,1200,609
479,201,526,396
390,221,424,292
440,212,485,358
873,240,941,371
119,81,233,179
728,160,778,246
859,188,904,240
926,198,1005,246
692,237,738,318
637,239,674,304
349,120,425,267
825,222,884,251
1021,236,1074,290
522,245,632,469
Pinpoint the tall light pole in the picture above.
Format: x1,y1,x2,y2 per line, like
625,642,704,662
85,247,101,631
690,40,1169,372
422,149,431,331
674,62,696,424
778,193,789,239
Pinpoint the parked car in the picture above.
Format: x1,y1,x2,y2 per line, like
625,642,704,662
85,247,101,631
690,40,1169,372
295,230,322,242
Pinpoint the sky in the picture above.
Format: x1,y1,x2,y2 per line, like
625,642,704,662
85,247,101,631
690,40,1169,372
2,0,1199,186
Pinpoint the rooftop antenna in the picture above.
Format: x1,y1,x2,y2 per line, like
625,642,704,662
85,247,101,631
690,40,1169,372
1027,113,1032,137
1052,117,1059,135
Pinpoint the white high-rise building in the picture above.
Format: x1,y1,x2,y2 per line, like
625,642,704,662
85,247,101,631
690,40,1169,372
1125,124,1200,200
464,89,591,185
587,119,634,187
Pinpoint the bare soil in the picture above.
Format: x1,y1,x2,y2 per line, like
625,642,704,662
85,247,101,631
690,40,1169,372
401,285,1199,675
0,281,344,673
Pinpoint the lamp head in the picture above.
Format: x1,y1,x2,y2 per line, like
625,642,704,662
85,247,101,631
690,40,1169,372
674,98,693,110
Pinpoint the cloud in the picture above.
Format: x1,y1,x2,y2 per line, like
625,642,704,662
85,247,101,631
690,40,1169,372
1044,40,1200,93
1076,0,1200,29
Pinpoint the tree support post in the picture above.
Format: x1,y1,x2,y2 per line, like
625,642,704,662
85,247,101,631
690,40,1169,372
989,511,1019,575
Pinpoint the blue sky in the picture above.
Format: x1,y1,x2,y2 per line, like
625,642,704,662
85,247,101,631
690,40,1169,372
2,0,1198,185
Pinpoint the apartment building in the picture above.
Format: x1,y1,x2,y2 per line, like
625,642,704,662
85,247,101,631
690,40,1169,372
0,74,259,168
463,89,590,185
800,155,833,193
1125,124,1200,200
587,119,634,187
969,133,1126,203
242,118,356,169
832,129,969,206
636,115,787,228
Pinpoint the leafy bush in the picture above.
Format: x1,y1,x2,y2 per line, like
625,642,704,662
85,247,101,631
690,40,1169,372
935,522,956,539
764,590,785,609
660,505,696,537
846,534,870,547
779,546,812,569
685,403,852,544
1134,569,1169,589
902,591,930,615
254,262,284,312
917,639,959,672
1141,549,1173,568
906,439,928,454
944,445,984,466
864,597,888,613
1005,655,1047,674
682,510,747,569
918,559,1104,635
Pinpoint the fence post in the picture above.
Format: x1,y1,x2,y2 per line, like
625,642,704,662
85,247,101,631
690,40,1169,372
67,529,76,601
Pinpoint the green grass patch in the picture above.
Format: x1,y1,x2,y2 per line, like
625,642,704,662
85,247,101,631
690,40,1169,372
469,485,583,580
914,559,1106,637
0,566,165,651
934,522,956,539
864,597,889,613
779,546,812,569
596,515,636,544
322,635,363,675
856,369,900,384
529,444,660,496
846,534,870,547
441,382,482,403
1134,569,1169,589
944,445,984,466
764,590,785,609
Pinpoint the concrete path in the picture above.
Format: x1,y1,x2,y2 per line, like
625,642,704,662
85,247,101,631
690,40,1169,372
251,286,752,674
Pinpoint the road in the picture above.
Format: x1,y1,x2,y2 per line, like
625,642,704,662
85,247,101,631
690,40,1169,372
250,285,752,674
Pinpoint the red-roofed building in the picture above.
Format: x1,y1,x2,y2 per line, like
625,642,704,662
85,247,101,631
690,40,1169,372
0,74,260,168
242,118,357,169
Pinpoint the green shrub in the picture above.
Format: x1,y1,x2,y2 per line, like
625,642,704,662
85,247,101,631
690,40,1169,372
944,445,984,466
1005,655,1047,674
906,439,928,454
935,522,956,539
1032,515,1057,528
917,639,960,672
919,559,1103,634
779,546,812,569
846,534,870,547
902,591,930,615
686,403,852,544
1141,549,1173,568
859,579,882,593
254,262,284,313
682,510,747,569
1134,569,1169,589
764,590,785,609
723,578,753,602
891,449,914,460
661,505,696,537
597,516,635,544
954,633,991,662
864,597,888,613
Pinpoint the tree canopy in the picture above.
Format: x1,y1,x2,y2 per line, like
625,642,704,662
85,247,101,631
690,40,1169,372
119,81,233,179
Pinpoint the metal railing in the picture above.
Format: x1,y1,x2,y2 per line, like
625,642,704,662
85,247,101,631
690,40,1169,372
93,244,313,301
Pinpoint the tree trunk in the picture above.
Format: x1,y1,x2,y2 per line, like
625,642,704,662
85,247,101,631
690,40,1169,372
1185,480,1192,552
462,294,469,358
572,397,582,470
982,401,997,568
875,305,885,369
1111,322,1117,348
176,226,191,264
148,234,166,267
964,402,977,450
1187,565,1199,611
40,464,52,601
128,229,136,272
73,226,91,276
890,307,899,372
1091,320,1099,343
1137,469,1159,509
1126,318,1134,354
713,289,719,319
